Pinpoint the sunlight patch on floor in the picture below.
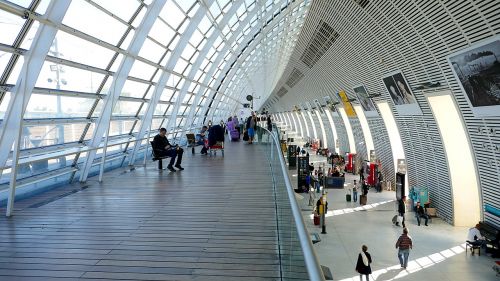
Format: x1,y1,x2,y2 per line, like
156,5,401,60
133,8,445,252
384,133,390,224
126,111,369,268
338,243,467,281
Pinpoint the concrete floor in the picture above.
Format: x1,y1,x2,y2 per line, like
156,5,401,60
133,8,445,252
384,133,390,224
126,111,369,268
288,146,498,281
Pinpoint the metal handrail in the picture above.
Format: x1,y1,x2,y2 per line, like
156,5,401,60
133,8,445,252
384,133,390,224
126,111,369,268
261,125,326,281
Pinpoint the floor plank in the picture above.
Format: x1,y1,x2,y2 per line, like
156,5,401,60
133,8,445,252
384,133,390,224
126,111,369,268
0,139,281,280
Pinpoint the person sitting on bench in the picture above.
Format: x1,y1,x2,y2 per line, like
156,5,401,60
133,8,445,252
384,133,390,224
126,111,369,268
196,126,208,154
152,128,184,172
415,202,429,226
467,223,487,248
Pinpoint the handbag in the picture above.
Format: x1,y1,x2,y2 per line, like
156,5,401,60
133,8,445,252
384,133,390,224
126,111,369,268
397,215,403,224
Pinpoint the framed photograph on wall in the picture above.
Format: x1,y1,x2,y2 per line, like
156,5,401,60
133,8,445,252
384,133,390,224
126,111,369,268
447,35,500,117
315,99,325,114
353,84,378,117
382,71,422,115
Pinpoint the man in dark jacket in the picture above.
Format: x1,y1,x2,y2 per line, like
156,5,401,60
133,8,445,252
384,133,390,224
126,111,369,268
152,128,184,172
397,196,406,227
415,202,429,226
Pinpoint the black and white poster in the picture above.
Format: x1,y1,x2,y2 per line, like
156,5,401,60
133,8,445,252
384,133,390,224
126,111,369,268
353,84,378,117
447,35,500,117
382,71,422,115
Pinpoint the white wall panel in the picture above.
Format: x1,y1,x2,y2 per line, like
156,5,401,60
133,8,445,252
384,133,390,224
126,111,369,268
268,0,500,226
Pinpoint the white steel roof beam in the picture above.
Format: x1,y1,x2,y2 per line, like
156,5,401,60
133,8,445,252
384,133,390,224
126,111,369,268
78,0,167,182
128,0,214,165
204,1,305,123
161,2,243,136
181,0,266,131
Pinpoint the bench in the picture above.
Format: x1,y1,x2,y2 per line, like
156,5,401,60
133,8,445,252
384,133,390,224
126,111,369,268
150,141,170,170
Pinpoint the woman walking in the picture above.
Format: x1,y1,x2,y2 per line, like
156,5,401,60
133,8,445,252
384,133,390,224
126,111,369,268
355,245,372,281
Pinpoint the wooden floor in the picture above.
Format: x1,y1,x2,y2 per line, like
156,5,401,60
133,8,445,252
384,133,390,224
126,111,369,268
0,140,282,280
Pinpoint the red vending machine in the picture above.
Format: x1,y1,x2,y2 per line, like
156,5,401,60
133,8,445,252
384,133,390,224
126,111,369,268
346,153,355,173
367,163,378,186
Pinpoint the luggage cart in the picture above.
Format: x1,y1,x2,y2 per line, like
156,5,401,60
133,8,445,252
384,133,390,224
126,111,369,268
208,140,224,157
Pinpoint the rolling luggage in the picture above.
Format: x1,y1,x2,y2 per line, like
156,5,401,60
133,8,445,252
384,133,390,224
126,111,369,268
243,131,249,141
346,193,351,202
230,129,239,141
360,195,367,205
314,215,320,225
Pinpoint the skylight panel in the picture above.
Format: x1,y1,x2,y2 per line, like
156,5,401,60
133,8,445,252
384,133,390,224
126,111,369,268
0,10,24,45
149,20,176,46
160,1,186,30
63,1,127,46
138,38,166,63
209,1,222,19
175,0,197,13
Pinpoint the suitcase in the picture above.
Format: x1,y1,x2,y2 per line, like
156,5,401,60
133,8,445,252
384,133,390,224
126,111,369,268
392,215,398,225
243,131,249,141
346,194,351,202
360,195,367,205
230,129,239,140
314,215,320,225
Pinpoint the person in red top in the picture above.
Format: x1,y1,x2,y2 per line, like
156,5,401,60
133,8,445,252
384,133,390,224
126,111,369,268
395,227,413,269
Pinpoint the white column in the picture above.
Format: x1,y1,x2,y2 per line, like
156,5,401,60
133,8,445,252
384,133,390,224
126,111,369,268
79,0,167,182
427,91,480,226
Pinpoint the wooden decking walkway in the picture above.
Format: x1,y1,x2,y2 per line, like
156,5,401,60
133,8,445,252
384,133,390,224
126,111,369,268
0,139,282,280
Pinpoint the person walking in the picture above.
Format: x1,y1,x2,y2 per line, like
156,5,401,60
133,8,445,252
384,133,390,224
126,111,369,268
352,180,359,203
397,196,406,227
355,245,372,281
395,227,413,269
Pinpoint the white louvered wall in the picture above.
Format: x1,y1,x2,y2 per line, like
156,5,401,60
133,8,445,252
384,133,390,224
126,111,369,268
265,0,500,226
320,114,336,152
332,114,350,156
349,118,368,163
368,117,395,189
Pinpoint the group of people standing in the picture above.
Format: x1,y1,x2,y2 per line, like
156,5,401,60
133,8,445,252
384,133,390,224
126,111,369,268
241,111,272,144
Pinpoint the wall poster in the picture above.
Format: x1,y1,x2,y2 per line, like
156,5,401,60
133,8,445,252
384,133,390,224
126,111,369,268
382,71,423,115
353,84,378,117
447,35,500,117
337,90,357,117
